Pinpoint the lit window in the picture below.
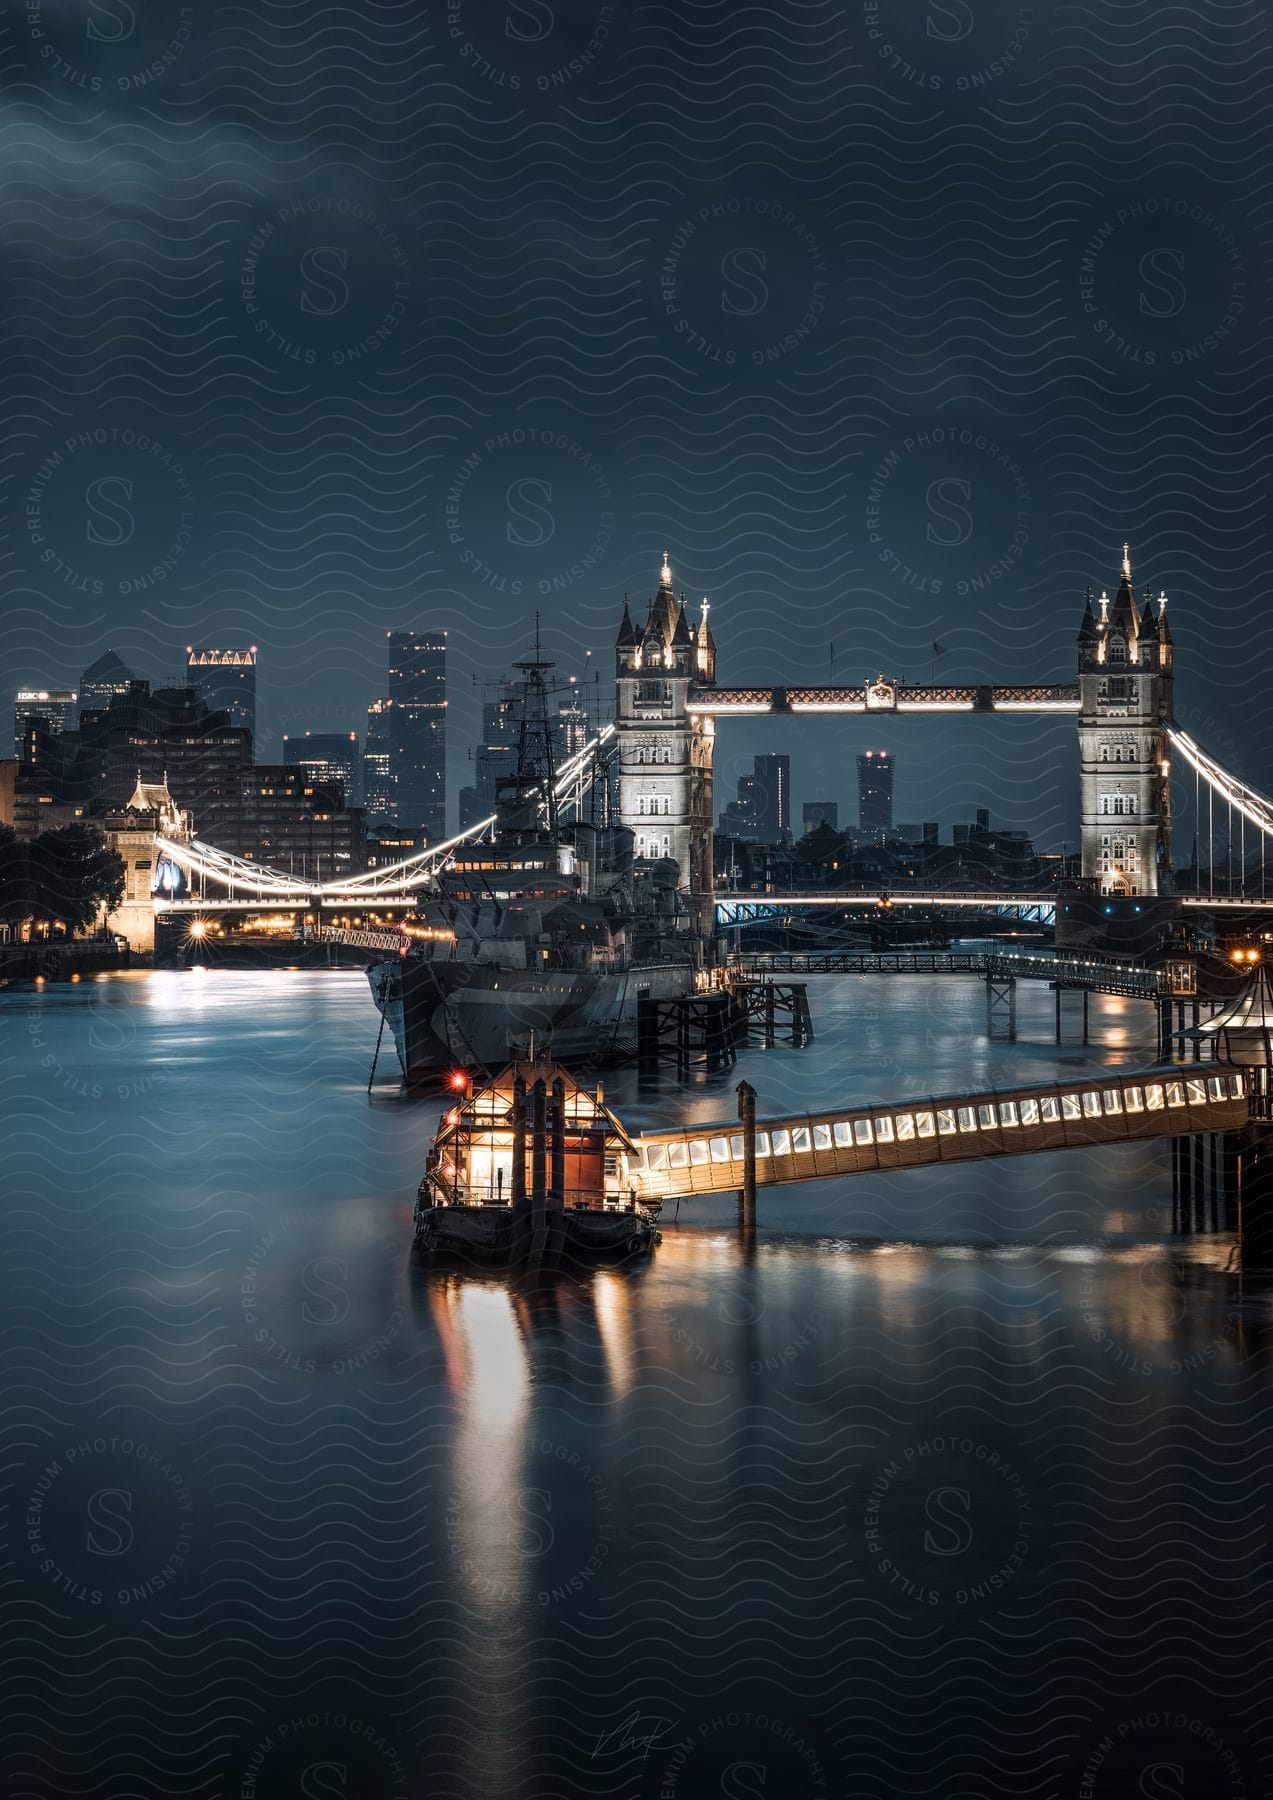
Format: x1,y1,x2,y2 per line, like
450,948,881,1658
1230,1074,1245,1097
1082,1091,1102,1118
792,1127,812,1154
998,1102,1018,1127
977,1104,995,1129
956,1106,977,1133
1186,1079,1206,1106
1206,1078,1225,1101
853,1119,873,1146
1165,1082,1186,1108
1061,1094,1082,1120
729,1135,744,1158
1019,1098,1039,1125
895,1114,915,1142
710,1136,731,1162
1124,1087,1143,1113
915,1112,935,1139
1040,1096,1060,1123
813,1123,833,1151
668,1142,689,1168
1145,1084,1164,1112
1102,1090,1122,1114
771,1129,792,1156
689,1140,709,1165
874,1116,894,1144
832,1121,852,1148
755,1133,770,1156
937,1109,957,1136
648,1144,668,1170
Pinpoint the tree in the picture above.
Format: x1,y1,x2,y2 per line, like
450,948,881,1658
0,825,34,927
23,825,126,935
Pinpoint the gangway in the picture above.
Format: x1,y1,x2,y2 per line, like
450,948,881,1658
627,1066,1247,1207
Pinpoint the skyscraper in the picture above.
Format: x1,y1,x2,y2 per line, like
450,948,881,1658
857,750,894,841
387,630,446,841
752,754,790,844
14,686,78,752
79,649,134,718
281,731,360,806
363,698,395,823
556,689,590,767
460,682,519,828
186,647,258,748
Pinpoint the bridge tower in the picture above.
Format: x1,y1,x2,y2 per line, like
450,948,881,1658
1077,545,1174,896
103,774,192,953
615,554,716,931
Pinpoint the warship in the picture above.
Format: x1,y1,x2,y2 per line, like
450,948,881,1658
367,633,703,1085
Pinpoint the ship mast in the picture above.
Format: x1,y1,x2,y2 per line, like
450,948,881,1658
496,616,561,840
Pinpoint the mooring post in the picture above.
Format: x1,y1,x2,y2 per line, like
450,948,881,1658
637,996,658,1085
511,1074,527,1210
764,985,775,1049
530,1077,547,1229
737,1078,757,1232
550,1075,566,1205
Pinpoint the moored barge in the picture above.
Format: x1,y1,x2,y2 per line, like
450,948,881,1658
415,1056,660,1264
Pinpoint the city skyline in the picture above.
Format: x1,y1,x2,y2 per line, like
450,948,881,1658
4,8,1273,1798
4,564,1192,853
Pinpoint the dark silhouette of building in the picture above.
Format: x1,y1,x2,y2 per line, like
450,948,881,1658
387,630,446,841
752,754,790,844
363,698,395,823
229,767,364,880
857,750,893,841
71,683,252,839
79,649,134,720
802,800,838,835
186,647,258,747
14,686,78,753
460,682,520,830
718,755,790,843
281,731,360,806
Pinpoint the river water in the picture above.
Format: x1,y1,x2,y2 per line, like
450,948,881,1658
2,965,1271,1797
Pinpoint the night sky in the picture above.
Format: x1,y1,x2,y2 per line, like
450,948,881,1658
3,1,1271,849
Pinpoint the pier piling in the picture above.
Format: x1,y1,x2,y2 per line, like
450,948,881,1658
737,1079,758,1234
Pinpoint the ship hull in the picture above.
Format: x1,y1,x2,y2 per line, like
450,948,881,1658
414,1203,659,1265
367,956,696,1084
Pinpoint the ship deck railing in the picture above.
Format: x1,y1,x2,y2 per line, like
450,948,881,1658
423,1186,647,1213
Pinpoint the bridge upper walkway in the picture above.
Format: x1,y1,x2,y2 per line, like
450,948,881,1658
627,1066,1247,1206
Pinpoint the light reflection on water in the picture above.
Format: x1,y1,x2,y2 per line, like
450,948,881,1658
2,965,1271,1796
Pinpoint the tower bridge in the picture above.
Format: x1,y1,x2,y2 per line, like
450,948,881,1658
140,546,1273,939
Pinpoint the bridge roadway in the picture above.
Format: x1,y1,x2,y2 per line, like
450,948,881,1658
627,1066,1248,1206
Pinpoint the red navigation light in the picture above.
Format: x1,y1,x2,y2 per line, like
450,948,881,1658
448,1069,470,1093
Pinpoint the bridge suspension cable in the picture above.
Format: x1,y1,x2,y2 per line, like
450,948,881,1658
155,723,617,903
1169,727,1273,838
1170,726,1273,898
